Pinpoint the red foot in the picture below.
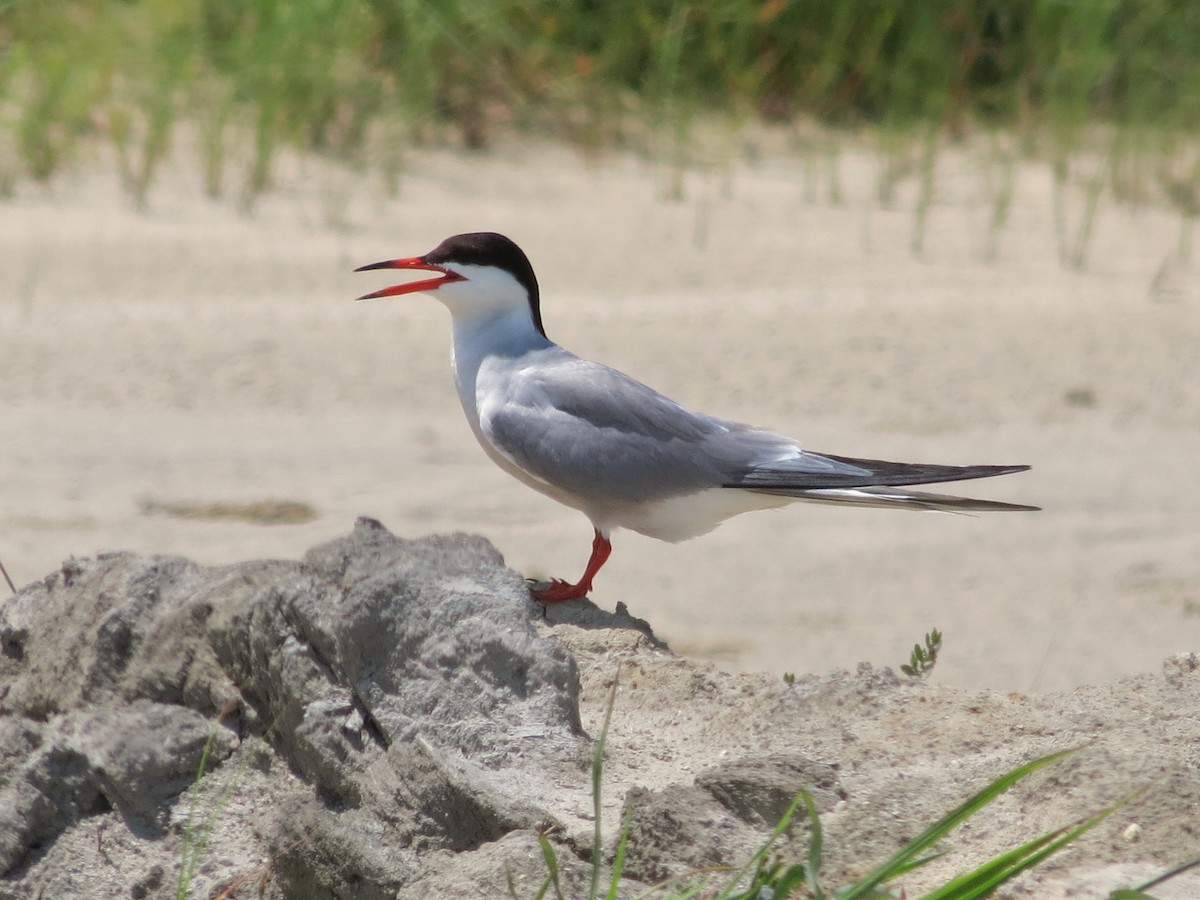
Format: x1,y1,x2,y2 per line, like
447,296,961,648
529,529,612,604
531,578,591,603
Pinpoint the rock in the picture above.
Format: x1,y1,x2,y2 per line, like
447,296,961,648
0,701,231,876
0,519,588,897
0,722,102,877
66,700,238,829
395,830,594,899
696,753,846,827
618,783,765,885
611,755,844,887
6,518,1196,897
269,796,416,900
1163,652,1200,686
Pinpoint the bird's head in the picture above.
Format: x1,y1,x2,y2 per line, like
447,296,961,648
355,232,546,337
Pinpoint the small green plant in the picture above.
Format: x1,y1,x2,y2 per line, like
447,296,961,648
588,667,626,900
901,628,942,678
782,672,796,685
175,700,246,900
510,665,632,900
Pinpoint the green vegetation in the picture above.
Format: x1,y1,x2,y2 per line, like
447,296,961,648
901,628,943,679
3,1,1199,259
1113,857,1200,899
176,701,242,900
141,498,318,525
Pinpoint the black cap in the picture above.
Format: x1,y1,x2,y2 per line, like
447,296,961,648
423,233,546,338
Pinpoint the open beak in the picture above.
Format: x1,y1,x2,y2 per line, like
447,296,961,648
354,257,467,300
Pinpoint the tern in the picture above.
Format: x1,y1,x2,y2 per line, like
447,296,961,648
356,232,1036,603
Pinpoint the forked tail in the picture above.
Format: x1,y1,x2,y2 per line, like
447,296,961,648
725,453,1038,512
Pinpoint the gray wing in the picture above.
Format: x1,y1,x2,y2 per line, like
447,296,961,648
481,350,1036,511
480,352,796,504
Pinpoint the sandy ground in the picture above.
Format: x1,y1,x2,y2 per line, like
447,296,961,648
3,135,1199,696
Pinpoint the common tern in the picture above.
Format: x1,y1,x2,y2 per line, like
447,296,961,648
357,232,1036,603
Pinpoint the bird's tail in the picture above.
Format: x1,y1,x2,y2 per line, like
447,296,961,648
726,453,1038,512
761,485,1039,512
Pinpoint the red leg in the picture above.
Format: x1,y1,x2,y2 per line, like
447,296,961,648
531,529,612,603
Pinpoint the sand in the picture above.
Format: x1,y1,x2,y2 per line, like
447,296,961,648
2,135,1198,697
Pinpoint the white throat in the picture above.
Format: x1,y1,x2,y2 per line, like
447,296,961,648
449,305,550,422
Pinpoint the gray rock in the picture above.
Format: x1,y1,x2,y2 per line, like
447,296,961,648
618,783,765,885
395,830,595,899
696,753,846,828
0,519,586,896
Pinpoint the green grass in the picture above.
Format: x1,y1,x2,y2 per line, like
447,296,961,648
3,0,1200,238
176,701,241,900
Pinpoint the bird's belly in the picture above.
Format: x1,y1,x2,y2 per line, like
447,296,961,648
611,488,793,543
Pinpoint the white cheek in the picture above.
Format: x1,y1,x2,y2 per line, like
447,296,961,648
437,266,526,317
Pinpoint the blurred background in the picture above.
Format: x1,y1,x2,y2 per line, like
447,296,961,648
2,1,1199,691
4,0,1200,229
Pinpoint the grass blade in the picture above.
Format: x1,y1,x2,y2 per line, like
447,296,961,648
606,804,633,900
589,665,621,900
1123,854,1200,894
801,791,826,900
838,747,1082,899
922,803,1116,899
774,863,816,896
537,831,566,900
175,723,224,898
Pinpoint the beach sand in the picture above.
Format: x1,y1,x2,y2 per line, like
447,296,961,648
3,136,1198,694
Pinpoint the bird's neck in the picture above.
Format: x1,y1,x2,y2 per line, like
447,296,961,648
449,306,551,407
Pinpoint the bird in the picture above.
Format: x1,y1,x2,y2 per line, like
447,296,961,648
356,232,1037,603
